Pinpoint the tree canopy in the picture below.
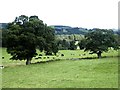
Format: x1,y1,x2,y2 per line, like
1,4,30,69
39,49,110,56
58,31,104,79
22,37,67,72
79,29,119,58
6,15,58,65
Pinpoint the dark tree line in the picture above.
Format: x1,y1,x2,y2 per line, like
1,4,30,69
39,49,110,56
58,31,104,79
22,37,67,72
2,30,7,47
4,15,58,65
57,39,77,50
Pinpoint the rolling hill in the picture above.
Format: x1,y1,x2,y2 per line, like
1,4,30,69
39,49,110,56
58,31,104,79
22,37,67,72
0,23,118,35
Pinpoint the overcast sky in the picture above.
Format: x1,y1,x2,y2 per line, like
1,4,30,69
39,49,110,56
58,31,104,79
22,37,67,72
0,0,119,29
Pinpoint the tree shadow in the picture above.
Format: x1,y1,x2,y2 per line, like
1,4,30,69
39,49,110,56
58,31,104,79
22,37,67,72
31,59,61,65
31,55,119,65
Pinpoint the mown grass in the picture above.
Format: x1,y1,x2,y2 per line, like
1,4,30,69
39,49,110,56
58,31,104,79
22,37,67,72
1,48,119,88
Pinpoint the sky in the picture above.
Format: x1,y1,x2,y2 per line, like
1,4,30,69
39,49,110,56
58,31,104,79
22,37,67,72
0,0,119,29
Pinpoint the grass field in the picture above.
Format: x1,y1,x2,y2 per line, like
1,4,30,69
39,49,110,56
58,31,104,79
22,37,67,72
1,48,119,88
2,48,118,66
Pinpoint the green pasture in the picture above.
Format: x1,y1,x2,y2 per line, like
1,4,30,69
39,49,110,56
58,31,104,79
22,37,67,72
2,48,118,66
1,48,119,88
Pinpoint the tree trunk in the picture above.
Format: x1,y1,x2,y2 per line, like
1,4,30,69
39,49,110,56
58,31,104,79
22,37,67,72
97,51,102,59
26,58,31,65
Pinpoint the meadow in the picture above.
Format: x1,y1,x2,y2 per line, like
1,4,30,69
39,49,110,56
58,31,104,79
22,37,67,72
1,48,119,88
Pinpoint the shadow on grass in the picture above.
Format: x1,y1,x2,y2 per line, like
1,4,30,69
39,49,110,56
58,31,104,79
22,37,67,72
81,56,119,60
4,56,119,67
31,59,61,65
31,55,119,65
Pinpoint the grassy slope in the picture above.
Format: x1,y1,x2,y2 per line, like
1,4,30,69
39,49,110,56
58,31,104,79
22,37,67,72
3,58,118,88
2,48,119,88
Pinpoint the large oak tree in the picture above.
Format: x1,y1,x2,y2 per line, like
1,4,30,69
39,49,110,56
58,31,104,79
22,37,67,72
6,15,58,65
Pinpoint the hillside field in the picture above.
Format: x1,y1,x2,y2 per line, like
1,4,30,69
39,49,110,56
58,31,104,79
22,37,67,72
1,48,119,88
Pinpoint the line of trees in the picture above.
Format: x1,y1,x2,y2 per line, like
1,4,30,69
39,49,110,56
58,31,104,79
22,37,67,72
56,39,77,50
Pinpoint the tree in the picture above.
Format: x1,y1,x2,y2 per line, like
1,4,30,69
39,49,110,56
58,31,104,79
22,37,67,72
69,41,77,50
115,32,120,46
51,41,58,55
79,29,119,58
6,15,58,65
43,25,58,55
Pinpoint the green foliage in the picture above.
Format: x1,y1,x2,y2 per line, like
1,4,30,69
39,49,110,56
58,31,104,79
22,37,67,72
2,30,8,47
78,39,86,49
6,15,58,65
51,41,58,55
69,41,77,50
114,34,120,46
55,34,83,50
57,39,70,50
44,25,58,55
79,29,119,58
